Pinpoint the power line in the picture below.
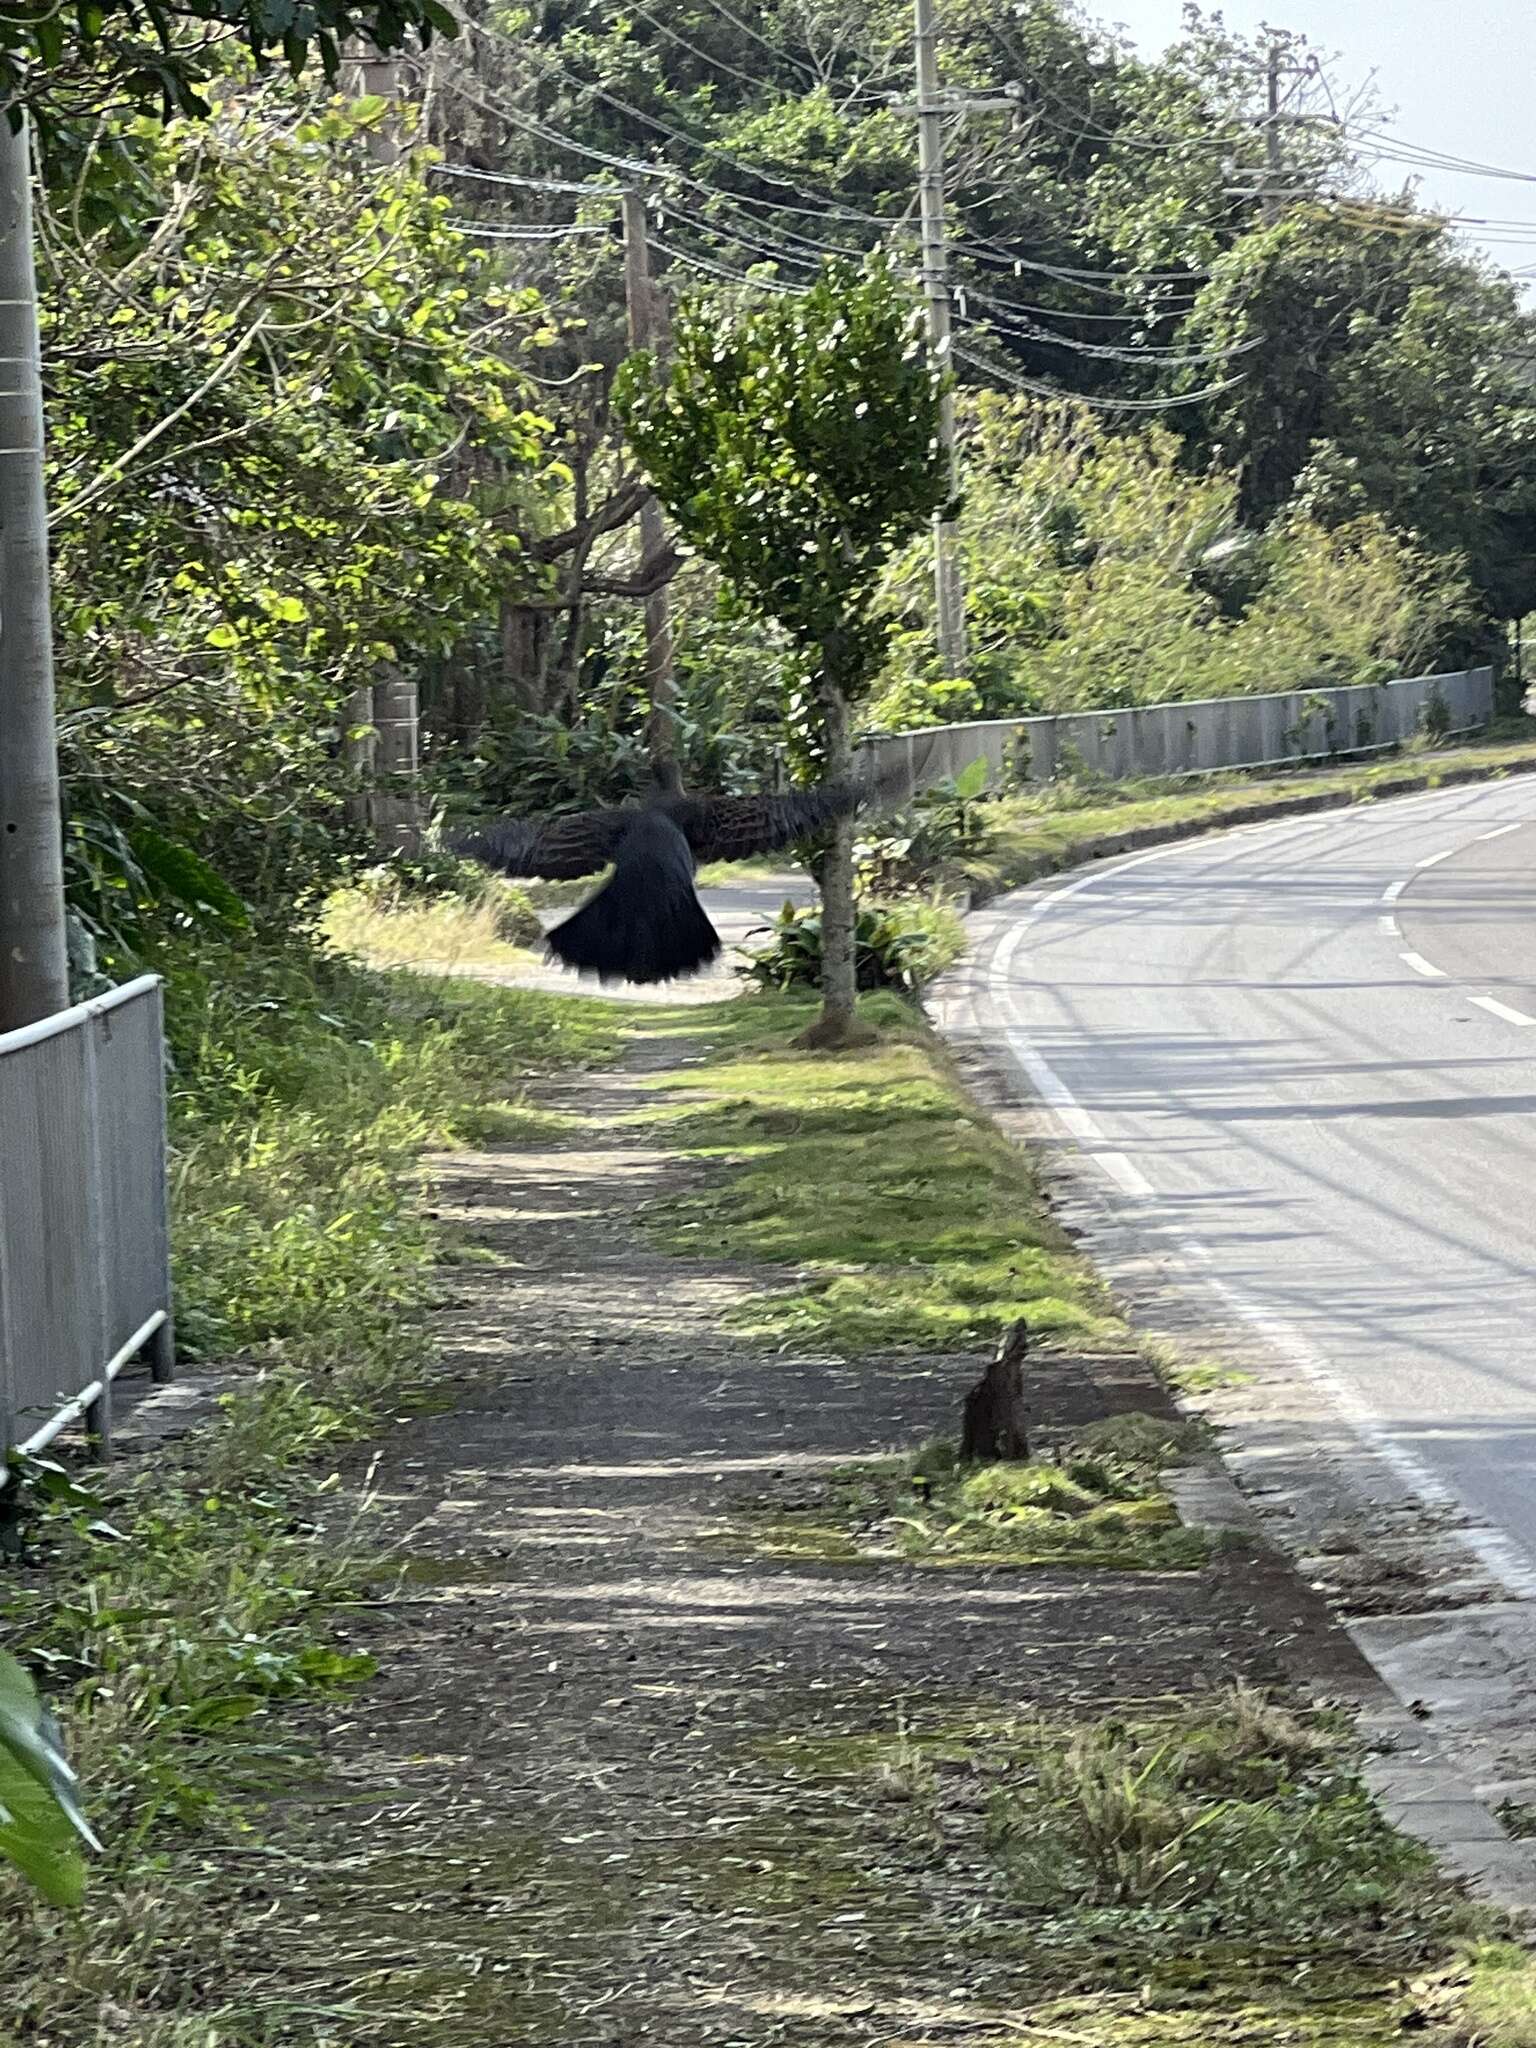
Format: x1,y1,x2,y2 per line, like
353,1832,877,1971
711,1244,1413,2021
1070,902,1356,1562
451,219,616,241
954,338,1245,410
436,32,1214,307
648,232,806,293
956,287,1259,365
433,162,625,198
470,17,881,209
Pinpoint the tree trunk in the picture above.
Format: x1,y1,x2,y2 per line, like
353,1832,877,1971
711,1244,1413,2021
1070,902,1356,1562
501,599,554,714
796,674,876,1051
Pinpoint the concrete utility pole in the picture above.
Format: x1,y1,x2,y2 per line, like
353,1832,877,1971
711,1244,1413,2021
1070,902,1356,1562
622,188,678,763
0,109,69,1030
913,0,966,678
1262,43,1283,226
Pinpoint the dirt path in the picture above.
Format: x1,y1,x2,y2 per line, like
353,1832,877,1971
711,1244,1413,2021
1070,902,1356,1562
237,1019,1385,2048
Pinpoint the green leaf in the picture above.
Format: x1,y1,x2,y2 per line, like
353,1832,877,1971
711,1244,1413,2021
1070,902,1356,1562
126,830,249,929
0,1653,99,1906
953,756,990,801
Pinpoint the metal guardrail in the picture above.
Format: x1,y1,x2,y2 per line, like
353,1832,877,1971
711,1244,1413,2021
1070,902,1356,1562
856,667,1496,802
0,975,174,1458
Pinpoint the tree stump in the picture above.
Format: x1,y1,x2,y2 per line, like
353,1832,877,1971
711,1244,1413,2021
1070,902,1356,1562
960,1319,1031,1463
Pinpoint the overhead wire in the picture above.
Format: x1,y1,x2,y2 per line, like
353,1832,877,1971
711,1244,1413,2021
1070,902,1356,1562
431,21,1255,407
452,219,617,240
954,339,1244,409
434,162,624,198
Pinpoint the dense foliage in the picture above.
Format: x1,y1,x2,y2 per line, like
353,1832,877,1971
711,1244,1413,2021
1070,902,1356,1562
43,77,557,963
618,256,948,1034
424,0,1535,780
872,398,1477,724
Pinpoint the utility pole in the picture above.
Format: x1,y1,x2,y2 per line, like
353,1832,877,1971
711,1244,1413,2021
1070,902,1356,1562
622,188,678,764
1262,43,1283,225
913,0,966,677
0,109,69,1030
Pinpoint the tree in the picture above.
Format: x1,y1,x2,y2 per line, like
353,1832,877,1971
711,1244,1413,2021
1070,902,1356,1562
616,255,949,1045
1179,210,1536,643
41,76,554,960
3,0,454,125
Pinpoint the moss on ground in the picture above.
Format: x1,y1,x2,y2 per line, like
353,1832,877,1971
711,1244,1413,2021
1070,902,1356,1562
736,1413,1212,1571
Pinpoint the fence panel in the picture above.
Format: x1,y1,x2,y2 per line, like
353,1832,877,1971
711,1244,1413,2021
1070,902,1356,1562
0,976,174,1456
856,667,1494,800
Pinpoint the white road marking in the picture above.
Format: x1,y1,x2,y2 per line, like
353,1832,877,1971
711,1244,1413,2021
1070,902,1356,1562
1379,914,1400,936
1400,951,1446,978
1417,847,1456,869
1478,822,1524,842
980,796,1536,1606
1381,876,1411,904
1471,995,1536,1027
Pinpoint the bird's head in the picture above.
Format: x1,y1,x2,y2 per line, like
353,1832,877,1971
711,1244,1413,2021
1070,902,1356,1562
649,755,685,797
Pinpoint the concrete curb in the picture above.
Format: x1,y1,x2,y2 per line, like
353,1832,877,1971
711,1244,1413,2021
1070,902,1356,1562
928,781,1536,1913
1165,1460,1536,1912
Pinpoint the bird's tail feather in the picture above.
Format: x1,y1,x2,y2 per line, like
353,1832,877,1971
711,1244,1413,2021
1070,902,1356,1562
547,823,721,985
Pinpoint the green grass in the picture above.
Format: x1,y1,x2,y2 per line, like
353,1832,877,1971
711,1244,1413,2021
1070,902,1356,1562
1461,1943,1536,2044
0,932,618,2040
738,1412,1213,1570
166,936,617,1369
964,722,1536,903
321,869,542,976
750,1689,1524,2046
634,989,1118,1354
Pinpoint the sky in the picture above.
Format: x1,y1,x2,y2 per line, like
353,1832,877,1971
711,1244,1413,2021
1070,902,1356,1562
1093,0,1536,289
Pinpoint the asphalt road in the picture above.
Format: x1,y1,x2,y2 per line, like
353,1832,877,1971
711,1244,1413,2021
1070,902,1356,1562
944,776,1536,1590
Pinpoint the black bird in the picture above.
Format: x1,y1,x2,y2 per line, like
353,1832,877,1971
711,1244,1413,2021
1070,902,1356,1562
450,756,873,987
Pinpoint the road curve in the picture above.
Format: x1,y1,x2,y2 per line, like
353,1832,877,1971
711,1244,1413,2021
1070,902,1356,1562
939,776,1536,1589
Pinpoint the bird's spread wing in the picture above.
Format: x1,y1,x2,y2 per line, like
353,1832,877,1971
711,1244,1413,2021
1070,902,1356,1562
676,780,866,866
450,807,633,882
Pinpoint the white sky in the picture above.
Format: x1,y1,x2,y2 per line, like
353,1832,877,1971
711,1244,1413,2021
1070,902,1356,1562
1095,0,1536,290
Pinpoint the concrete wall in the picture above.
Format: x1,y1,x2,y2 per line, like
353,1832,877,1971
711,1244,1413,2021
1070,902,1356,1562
856,668,1495,804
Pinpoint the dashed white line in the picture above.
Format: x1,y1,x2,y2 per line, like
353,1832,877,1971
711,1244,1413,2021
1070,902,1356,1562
1381,876,1411,904
1379,914,1399,936
1417,846,1456,869
1470,995,1536,1028
1478,822,1524,842
1400,951,1447,979
983,907,1536,1604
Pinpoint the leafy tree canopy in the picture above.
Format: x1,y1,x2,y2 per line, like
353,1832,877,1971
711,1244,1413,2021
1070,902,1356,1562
7,0,455,125
616,255,949,700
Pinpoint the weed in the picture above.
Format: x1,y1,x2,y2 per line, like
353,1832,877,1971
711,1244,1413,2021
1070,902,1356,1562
743,1413,1209,1571
0,933,617,2039
322,862,542,974
986,1693,1462,1975
637,991,1117,1354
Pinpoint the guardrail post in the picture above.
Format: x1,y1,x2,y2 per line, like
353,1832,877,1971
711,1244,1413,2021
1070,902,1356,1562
82,1010,112,1460
147,979,174,1384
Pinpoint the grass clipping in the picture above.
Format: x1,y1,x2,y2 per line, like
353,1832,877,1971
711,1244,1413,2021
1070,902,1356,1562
638,989,1118,1355
742,1411,1211,1571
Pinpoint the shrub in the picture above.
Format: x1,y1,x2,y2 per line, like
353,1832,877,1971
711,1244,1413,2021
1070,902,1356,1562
742,896,965,995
